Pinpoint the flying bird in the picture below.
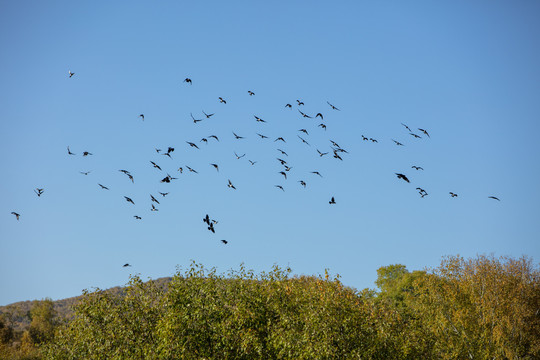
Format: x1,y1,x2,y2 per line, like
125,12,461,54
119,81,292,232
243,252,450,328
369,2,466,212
124,196,135,204
227,179,236,190
221,240,228,244
150,161,162,170
298,180,306,188
127,174,134,183
395,173,410,183
275,137,286,143
208,135,219,141
318,123,327,130
208,222,215,233
317,149,328,157
234,152,245,159
297,135,310,146
83,151,92,156
233,132,244,139
150,194,160,204
210,163,219,172
67,146,76,155
298,110,312,118
123,263,132,267
279,171,287,179
155,148,162,153
298,129,309,135
202,110,214,118
200,138,208,144
333,151,343,161
254,115,266,123
257,133,268,139
185,166,198,174
159,192,169,197
191,113,202,123
248,91,255,96
186,141,199,149
139,114,144,121
248,160,257,166
329,197,336,204
327,101,340,110
449,192,458,198
285,103,292,109
409,133,422,139
218,97,227,104
401,123,411,132
311,171,322,177
392,139,404,146
277,149,288,156
275,185,284,191
418,128,430,138
68,70,75,78
98,184,109,190
488,196,500,201
80,171,92,175
411,166,423,170
296,100,304,106
134,216,142,220
203,214,211,225
11,212,20,220
316,113,323,119
151,204,159,211
34,188,44,197
183,78,192,84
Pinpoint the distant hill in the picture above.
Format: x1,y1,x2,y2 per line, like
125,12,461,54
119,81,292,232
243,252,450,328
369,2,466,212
0,277,172,331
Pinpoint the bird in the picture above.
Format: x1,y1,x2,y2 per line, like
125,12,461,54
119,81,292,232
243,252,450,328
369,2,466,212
150,194,160,204
284,165,292,172
277,158,287,165
185,166,198,174
395,173,410,183
68,70,75,78
124,196,135,204
318,123,327,130
275,185,284,191
208,222,215,233
333,151,343,161
177,167,183,173
98,184,109,190
392,139,404,146
316,113,323,119
362,135,368,141
127,174,134,183
298,129,309,135
150,161,162,171
401,123,411,132
200,138,208,144
257,133,268,139
134,216,142,220
248,91,255,96
161,176,171,183
411,166,424,170
317,149,328,157
67,146,76,155
183,78,192,84
330,140,340,148
234,152,245,159
83,151,92,156
370,138,378,143
155,148,162,153
277,149,288,156
123,263,132,267
167,147,175,154
233,132,244,140
227,179,236,190
34,188,44,197
327,101,340,110
418,128,430,138
298,180,307,188
248,160,257,166
409,133,422,139
449,192,458,198
274,137,286,143
151,204,159,211
159,192,169,197
218,97,227,104
208,135,219,141
279,171,287,179
221,240,228,244
119,169,131,175
254,115,266,123
210,163,219,172
202,110,214,118
488,196,500,201
139,114,144,121
298,135,310,146
191,113,203,123
203,214,211,226
329,197,336,204
297,100,304,106
311,171,322,177
298,110,312,118
11,212,20,220
80,171,91,175
186,141,199,149
285,103,292,109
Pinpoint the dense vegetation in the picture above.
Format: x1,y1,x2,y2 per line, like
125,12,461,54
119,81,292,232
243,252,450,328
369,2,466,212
1,255,538,359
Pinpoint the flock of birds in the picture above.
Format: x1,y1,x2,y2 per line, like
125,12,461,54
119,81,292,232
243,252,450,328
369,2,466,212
9,71,501,267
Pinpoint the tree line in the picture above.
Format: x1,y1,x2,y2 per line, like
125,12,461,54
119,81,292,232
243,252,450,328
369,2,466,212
1,254,538,359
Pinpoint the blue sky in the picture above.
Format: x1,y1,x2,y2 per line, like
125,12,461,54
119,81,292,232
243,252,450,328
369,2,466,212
1,1,539,306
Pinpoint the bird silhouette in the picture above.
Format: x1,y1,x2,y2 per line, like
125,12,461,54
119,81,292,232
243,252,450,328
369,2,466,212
488,196,500,201
279,171,287,179
298,110,312,118
134,216,142,220
83,151,92,156
277,158,287,165
298,180,307,188
210,163,219,172
317,149,328,157
191,113,203,123
150,161,162,171
275,185,285,191
449,192,458,198
401,123,411,132
411,166,423,170
311,171,322,177
208,135,219,141
227,179,236,190
275,137,286,143
123,263,132,267
11,212,20,220
327,101,340,110
248,91,255,96
285,104,292,109
68,70,75,78
151,204,159,211
329,197,336,204
221,240,228,244
98,184,109,190
218,97,227,104
316,113,323,119
185,166,198,174
80,171,92,176
254,115,266,123
159,192,169,197
257,133,268,139
277,149,288,156
67,146,76,155
298,129,309,135
333,151,343,161
124,196,135,204
203,214,211,225
200,138,208,144
155,148,162,153
297,100,304,106
150,194,160,204
208,222,215,233
234,152,245,159
418,128,430,138
139,114,144,121
202,110,214,118
233,132,244,140
186,141,199,149
298,135,310,146
392,139,404,146
248,160,257,166
409,132,422,139
183,78,192,84
395,173,410,183
318,123,327,130
34,188,44,197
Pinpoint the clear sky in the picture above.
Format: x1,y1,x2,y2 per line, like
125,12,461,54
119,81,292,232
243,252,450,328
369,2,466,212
1,1,539,306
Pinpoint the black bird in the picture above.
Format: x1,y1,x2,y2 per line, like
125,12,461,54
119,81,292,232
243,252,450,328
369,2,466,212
227,179,236,190
318,123,327,130
275,137,286,143
418,128,430,138
221,240,228,244
167,147,175,154
134,216,142,220
488,196,500,201
162,152,172,158
412,166,424,170
155,148,162,153
257,133,268,139
183,78,192,84
298,135,310,146
34,188,44,197
208,222,215,233
330,140,340,148
119,169,131,175
297,100,304,106
284,165,292,172
139,114,144,121
67,146,76,155
316,113,323,119
392,139,404,146
317,149,328,157
362,135,368,141
370,138,378,143
333,151,343,161
203,110,214,118
210,163,219,172
311,171,322,177
277,158,287,165
123,263,132,267
395,173,410,183
275,185,284,191
248,91,255,96
127,174,134,183
279,171,287,179
285,103,292,109
327,101,340,110
68,70,75,78
298,110,312,118
277,149,288,156
150,161,162,170
98,184,109,190
298,180,306,188
401,123,411,132
150,194,160,204
298,129,309,135
191,113,203,123
218,97,227,104
186,141,199,149
449,192,458,198
208,135,219,141
329,197,336,204
159,192,169,197
200,138,208,144
233,132,244,139
124,196,135,204
80,171,91,175
161,176,171,183
151,204,159,211
177,167,183,173
11,212,20,220
203,214,211,225
83,151,92,156
248,160,257,166
234,152,245,159
254,115,266,123
186,166,198,174
409,133,422,139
